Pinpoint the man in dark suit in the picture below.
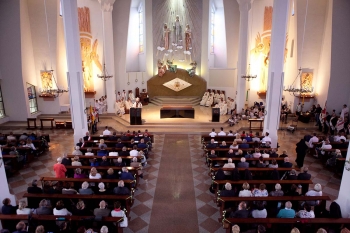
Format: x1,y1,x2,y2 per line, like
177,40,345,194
281,157,293,168
120,133,130,141
237,157,249,168
113,180,130,195
83,132,90,141
226,149,235,158
109,132,119,141
27,180,42,194
100,156,111,166
220,183,236,197
297,166,311,194
269,149,279,158
206,139,217,149
229,201,250,231
239,139,249,149
115,138,125,148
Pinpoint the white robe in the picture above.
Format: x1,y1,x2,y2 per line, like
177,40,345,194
132,101,142,108
205,95,214,107
200,93,209,106
129,92,135,102
219,102,228,115
214,93,220,104
116,94,122,101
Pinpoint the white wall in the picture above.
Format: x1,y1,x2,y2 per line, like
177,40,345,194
208,68,235,98
210,5,227,68
201,0,210,82
126,5,140,72
144,0,153,79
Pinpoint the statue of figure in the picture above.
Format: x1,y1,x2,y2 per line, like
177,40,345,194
185,24,192,51
173,15,182,45
163,23,170,50
167,59,177,73
82,61,92,92
187,61,197,77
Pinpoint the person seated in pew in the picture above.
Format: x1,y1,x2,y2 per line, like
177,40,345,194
127,139,136,148
71,200,91,216
285,184,300,196
296,203,315,218
268,159,278,168
114,157,126,167
239,183,252,197
76,138,83,148
6,131,16,141
120,133,130,141
53,200,72,216
223,158,235,176
253,148,262,159
27,179,43,194
43,181,56,194
83,132,90,141
118,146,129,156
287,169,297,180
218,127,226,136
278,150,288,166
79,181,94,195
305,183,323,206
115,138,125,149
33,199,52,215
62,182,78,195
111,201,128,228
99,139,107,149
209,128,217,137
227,130,234,136
226,149,235,158
138,139,148,149
219,183,236,197
97,145,108,156
97,182,110,195
119,167,134,181
105,168,117,179
206,139,217,149
230,141,239,150
16,201,31,215
277,201,295,218
85,147,94,156
89,167,102,179
130,157,143,178
229,201,250,232
269,148,278,158
261,150,269,158
130,145,139,157
261,132,272,144
235,149,244,159
234,134,243,143
113,180,131,195
251,201,267,218
109,132,119,141
256,156,266,168
100,156,111,166
281,157,293,168
220,141,229,148
208,150,217,159
71,156,82,166
237,157,249,168
239,139,249,149
12,221,27,233
269,183,284,196
245,135,253,142
269,169,280,180
19,133,28,141
94,200,111,217
244,150,253,159
72,146,83,156
252,183,268,197
252,132,261,142
74,168,86,179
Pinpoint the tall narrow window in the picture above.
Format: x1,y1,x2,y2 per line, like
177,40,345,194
0,84,5,118
27,83,38,114
138,3,144,53
210,4,215,54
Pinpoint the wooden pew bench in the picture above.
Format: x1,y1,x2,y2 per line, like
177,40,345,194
0,214,124,233
66,155,143,165
217,196,331,217
221,217,350,233
89,134,154,143
209,167,296,177
203,148,277,157
201,135,264,143
23,193,134,217
207,157,284,167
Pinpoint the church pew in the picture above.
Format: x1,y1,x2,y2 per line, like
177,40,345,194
206,157,284,167
212,179,313,200
66,155,143,166
40,177,135,191
0,214,123,233
217,196,331,216
0,134,50,142
23,193,134,217
204,148,277,158
89,134,153,142
209,167,296,178
2,154,20,171
201,135,264,143
79,147,148,153
64,165,140,187
221,217,350,233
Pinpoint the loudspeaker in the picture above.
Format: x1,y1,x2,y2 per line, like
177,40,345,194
212,108,220,122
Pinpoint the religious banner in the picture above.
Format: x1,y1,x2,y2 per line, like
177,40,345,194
78,7,102,92
301,72,313,93
40,70,53,92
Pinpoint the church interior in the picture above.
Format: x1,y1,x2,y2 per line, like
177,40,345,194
0,0,350,232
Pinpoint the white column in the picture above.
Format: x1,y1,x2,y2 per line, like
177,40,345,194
61,0,88,143
0,150,16,229
99,0,116,113
336,142,350,218
262,0,289,148
236,0,252,112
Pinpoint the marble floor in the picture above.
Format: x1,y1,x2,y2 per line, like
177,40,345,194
2,115,343,232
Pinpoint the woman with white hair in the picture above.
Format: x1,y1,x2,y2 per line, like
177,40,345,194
269,183,284,196
89,167,102,179
100,226,108,233
305,183,322,206
97,182,107,195
72,146,83,155
113,180,130,195
79,181,94,195
16,201,31,214
223,158,235,176
239,182,252,197
99,139,107,149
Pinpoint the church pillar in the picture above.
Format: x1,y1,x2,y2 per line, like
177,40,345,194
236,0,252,112
61,0,88,143
262,0,289,148
99,0,116,113
336,142,350,217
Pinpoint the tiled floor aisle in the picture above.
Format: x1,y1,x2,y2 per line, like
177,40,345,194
5,126,342,232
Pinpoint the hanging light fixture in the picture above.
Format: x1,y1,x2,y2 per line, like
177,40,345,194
40,0,68,98
241,64,257,81
97,63,113,81
284,0,314,96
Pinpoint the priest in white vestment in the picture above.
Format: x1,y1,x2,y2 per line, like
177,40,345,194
200,92,209,106
205,93,214,107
